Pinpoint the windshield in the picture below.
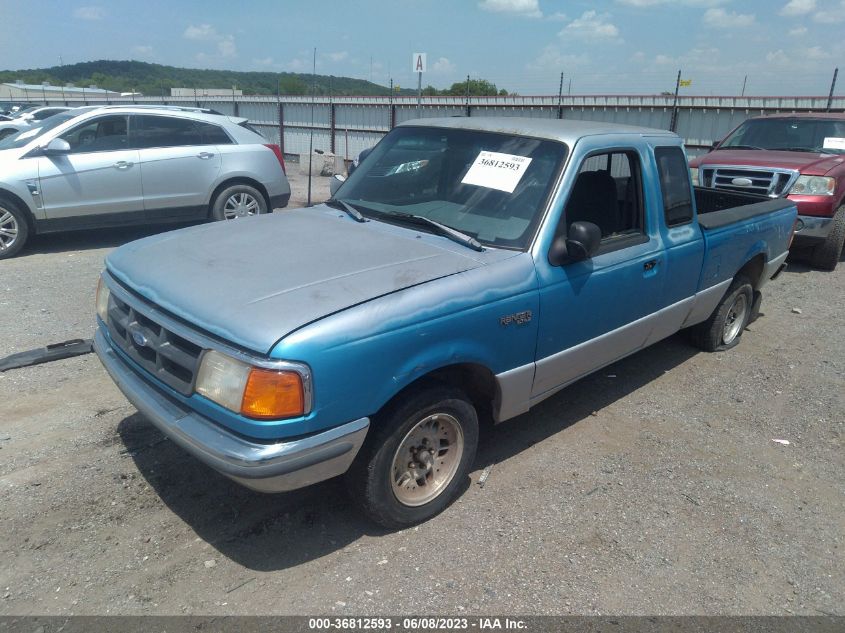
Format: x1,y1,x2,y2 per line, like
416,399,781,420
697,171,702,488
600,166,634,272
337,126,568,249
0,111,77,150
719,118,845,154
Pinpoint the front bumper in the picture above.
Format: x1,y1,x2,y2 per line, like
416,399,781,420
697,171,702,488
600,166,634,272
94,328,369,493
793,214,833,243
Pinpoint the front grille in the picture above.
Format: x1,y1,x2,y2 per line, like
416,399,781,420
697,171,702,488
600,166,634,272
700,165,798,198
106,293,203,395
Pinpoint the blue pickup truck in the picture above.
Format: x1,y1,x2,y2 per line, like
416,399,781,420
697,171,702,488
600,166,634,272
94,118,797,527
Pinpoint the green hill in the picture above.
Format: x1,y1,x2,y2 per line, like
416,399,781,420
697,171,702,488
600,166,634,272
0,60,414,97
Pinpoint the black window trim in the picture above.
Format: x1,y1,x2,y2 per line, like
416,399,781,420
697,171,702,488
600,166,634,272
654,145,695,228
128,114,234,150
555,145,649,259
58,113,132,155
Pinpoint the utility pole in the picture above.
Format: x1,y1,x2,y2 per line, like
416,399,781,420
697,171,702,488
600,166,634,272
568,78,572,95
389,78,394,130
307,47,317,207
465,74,471,117
417,69,422,118
669,69,681,132
741,75,747,97
557,71,564,119
827,67,839,112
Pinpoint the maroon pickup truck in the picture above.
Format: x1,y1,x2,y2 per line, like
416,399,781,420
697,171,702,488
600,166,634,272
689,113,845,270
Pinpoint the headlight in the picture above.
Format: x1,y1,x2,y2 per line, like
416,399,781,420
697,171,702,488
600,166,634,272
196,350,305,419
96,277,110,323
689,167,699,186
790,175,835,196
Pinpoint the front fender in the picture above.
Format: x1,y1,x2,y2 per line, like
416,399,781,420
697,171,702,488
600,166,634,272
271,253,540,436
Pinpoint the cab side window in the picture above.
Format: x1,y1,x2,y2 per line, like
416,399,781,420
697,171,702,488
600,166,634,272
565,150,645,248
655,146,694,226
60,115,129,153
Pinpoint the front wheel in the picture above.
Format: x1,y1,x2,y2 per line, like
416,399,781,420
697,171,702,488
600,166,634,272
810,206,845,271
0,197,29,260
688,275,754,352
210,184,268,221
346,385,479,528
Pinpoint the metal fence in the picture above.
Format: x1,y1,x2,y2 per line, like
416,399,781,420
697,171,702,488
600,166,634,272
20,93,845,159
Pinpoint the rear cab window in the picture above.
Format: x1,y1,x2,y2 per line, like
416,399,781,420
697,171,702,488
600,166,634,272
654,146,694,226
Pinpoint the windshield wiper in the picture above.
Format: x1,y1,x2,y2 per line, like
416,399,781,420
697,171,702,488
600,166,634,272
380,211,484,252
325,198,367,222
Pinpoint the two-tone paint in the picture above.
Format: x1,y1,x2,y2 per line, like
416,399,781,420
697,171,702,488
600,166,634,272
95,117,797,493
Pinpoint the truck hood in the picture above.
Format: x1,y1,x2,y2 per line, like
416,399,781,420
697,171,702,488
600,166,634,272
691,149,845,176
106,207,486,354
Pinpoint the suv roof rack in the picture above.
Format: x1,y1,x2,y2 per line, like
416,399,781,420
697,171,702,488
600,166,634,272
87,104,225,115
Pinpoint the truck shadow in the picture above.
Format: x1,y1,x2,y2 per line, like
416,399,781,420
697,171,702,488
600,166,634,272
117,332,700,572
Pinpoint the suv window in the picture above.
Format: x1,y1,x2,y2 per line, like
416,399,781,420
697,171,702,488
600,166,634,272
565,150,644,248
655,147,694,226
195,121,232,144
132,115,232,148
32,108,64,121
60,115,129,153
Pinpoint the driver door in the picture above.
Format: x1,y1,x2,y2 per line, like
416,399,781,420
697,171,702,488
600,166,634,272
532,147,667,399
37,114,143,222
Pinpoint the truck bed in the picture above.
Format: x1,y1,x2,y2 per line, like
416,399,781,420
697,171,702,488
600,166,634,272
695,187,796,229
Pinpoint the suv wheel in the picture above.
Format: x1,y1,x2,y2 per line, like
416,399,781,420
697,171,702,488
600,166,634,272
211,184,268,221
0,197,29,260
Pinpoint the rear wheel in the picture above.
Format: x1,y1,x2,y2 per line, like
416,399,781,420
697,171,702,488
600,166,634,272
810,206,845,271
210,184,268,221
346,385,479,528
0,197,29,260
688,275,754,352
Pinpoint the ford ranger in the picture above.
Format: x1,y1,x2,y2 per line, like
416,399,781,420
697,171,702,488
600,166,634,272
689,112,845,270
94,118,797,527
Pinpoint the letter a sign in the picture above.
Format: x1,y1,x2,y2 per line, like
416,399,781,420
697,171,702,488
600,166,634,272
412,53,427,73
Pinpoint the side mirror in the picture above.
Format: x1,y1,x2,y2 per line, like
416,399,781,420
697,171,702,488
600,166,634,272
710,140,720,151
548,221,602,266
347,147,373,176
43,138,71,155
329,174,346,196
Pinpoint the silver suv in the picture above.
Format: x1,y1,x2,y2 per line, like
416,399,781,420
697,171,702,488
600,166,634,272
0,105,290,259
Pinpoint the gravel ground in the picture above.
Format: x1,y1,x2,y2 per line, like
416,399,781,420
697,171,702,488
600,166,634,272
0,178,842,616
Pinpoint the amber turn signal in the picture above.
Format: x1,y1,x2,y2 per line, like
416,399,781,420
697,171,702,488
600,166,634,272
240,368,304,419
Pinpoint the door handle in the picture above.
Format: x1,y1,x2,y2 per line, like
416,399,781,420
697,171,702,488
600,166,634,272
643,259,658,272
113,161,132,170
197,152,215,160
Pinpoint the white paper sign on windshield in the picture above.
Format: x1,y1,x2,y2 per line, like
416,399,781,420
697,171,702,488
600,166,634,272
823,137,845,151
461,151,533,193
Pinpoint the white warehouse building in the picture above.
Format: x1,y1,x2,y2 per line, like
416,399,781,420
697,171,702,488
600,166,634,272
0,81,121,101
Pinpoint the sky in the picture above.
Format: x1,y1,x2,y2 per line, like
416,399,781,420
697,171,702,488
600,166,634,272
0,0,843,96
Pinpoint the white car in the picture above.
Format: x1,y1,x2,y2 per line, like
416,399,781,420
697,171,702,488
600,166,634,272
0,106,71,139
0,105,290,259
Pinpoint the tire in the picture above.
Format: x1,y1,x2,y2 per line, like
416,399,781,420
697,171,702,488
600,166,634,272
688,275,754,352
210,184,268,221
810,206,845,271
346,384,479,529
0,197,29,260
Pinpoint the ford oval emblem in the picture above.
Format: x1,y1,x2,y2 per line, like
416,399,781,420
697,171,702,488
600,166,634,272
129,326,149,348
731,177,753,187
